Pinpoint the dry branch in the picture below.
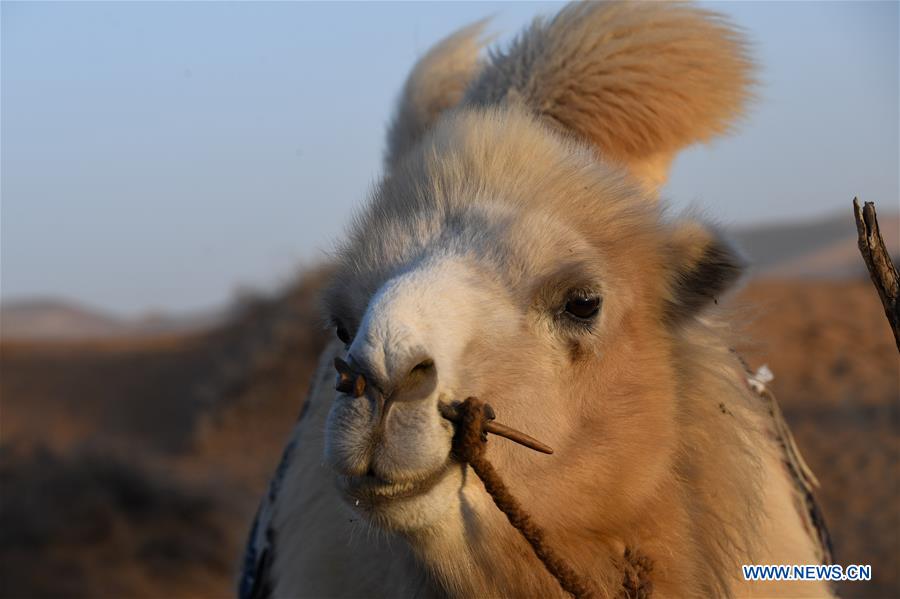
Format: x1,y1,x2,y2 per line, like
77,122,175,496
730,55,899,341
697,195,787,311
853,198,900,352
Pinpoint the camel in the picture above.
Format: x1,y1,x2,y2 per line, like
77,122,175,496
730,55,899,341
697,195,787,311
240,2,833,597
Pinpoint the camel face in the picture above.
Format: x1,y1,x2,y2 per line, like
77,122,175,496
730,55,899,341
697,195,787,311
320,118,689,534
324,232,600,533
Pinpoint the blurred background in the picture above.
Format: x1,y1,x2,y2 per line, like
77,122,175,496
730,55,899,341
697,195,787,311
1,2,898,598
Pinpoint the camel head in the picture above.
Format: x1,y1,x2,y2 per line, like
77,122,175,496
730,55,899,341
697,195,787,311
320,0,753,564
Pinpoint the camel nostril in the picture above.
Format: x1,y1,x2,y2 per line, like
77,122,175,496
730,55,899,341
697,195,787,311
411,358,435,375
334,356,366,398
391,357,437,398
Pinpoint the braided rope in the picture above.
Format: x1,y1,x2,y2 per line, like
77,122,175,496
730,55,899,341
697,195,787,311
449,397,597,599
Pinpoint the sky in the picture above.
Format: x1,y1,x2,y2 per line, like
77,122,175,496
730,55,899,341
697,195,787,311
2,1,898,316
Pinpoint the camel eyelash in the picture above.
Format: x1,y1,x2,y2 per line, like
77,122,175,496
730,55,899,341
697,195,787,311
556,292,603,331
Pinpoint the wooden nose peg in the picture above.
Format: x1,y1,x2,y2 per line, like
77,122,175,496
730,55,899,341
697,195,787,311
334,357,366,398
439,399,554,455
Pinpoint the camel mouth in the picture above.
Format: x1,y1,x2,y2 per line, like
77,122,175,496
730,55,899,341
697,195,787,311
339,461,454,506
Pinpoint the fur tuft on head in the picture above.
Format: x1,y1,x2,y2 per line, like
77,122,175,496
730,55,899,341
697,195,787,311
385,20,490,171
464,1,755,190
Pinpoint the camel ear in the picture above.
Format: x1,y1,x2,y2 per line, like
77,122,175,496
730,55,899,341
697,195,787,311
665,222,746,323
384,20,490,171
464,2,754,192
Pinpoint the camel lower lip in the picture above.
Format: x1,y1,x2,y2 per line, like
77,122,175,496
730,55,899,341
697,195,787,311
342,463,452,503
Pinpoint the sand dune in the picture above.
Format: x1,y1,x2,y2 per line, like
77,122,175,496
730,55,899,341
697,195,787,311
733,210,899,278
0,299,222,341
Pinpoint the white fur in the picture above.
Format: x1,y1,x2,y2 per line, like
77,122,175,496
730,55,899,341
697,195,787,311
348,258,502,394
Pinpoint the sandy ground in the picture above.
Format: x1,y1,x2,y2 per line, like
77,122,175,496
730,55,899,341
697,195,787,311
1,274,897,598
735,279,899,598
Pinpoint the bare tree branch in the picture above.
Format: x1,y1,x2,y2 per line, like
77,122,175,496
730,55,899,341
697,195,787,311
853,198,900,352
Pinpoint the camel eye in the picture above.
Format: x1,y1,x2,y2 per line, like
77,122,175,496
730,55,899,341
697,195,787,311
334,322,351,344
564,296,601,321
